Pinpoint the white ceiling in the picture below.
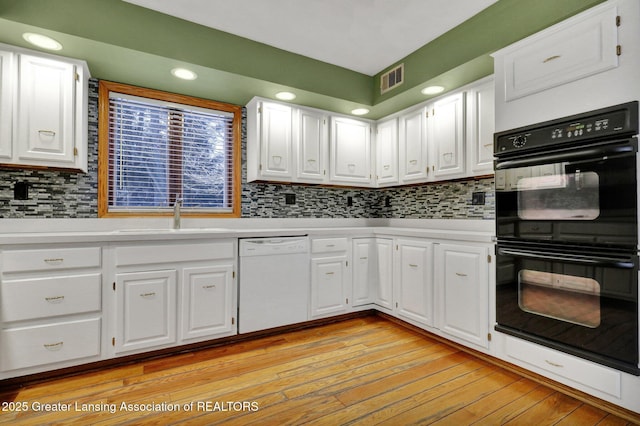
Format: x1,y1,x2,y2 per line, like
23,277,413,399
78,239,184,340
124,0,498,76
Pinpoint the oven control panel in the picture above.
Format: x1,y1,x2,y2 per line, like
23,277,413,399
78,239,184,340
494,101,638,155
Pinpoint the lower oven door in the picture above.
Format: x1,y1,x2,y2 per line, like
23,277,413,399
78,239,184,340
496,243,639,374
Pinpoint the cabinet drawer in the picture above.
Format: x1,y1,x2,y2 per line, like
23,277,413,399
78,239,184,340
505,336,621,398
311,238,349,254
1,274,101,322
2,247,101,274
0,318,101,371
115,241,234,267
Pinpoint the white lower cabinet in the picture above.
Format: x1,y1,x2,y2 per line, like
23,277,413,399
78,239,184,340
394,239,434,327
0,245,103,378
375,239,394,310
115,270,177,354
352,237,393,311
111,240,237,356
435,243,489,349
310,237,351,318
182,265,235,340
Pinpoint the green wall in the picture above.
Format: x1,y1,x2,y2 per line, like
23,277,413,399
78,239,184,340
0,0,606,118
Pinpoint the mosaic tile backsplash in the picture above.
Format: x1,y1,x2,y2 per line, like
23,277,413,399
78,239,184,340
0,79,494,220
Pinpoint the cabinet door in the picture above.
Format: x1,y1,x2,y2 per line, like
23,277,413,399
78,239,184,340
297,108,328,182
399,107,428,183
330,116,371,185
181,264,235,341
259,101,293,179
375,118,398,186
436,244,489,349
394,239,434,326
500,4,618,102
311,255,350,318
352,239,374,306
375,238,394,310
16,53,76,166
431,93,465,179
0,50,12,160
466,79,495,176
115,270,176,354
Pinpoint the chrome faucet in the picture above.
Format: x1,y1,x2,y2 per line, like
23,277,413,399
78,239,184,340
173,198,182,229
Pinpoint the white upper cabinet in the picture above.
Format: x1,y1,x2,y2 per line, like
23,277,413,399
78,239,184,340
296,107,328,183
399,106,429,183
259,101,294,180
466,77,495,176
491,0,637,131
0,50,12,160
0,43,89,172
498,4,618,103
17,54,76,166
246,75,494,188
430,92,465,179
330,116,372,186
374,117,398,186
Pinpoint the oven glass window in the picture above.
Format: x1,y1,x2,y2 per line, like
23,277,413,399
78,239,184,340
515,166,600,220
518,269,601,328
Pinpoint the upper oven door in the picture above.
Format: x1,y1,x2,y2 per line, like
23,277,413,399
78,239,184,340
495,139,638,248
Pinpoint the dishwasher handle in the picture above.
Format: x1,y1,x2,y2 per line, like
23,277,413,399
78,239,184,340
240,237,309,256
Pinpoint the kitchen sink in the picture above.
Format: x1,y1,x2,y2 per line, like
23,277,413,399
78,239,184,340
112,228,226,234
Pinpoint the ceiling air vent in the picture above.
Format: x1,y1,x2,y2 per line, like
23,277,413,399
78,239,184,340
380,64,404,94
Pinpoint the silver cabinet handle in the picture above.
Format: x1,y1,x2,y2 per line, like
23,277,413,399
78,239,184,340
44,342,64,351
325,272,335,275
360,257,368,260
140,292,156,298
202,285,216,290
409,264,418,268
545,359,563,368
38,130,56,137
455,272,468,277
44,258,64,265
45,295,65,303
409,160,417,165
543,55,561,63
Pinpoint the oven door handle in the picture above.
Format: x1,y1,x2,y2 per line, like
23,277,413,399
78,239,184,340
495,142,636,170
497,248,637,269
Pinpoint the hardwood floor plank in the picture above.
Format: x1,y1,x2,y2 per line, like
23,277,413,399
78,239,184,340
378,368,522,424
504,392,584,425
430,377,540,425
554,404,612,425
471,383,557,425
0,316,637,426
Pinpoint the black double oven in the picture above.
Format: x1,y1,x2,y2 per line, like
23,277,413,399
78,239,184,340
494,101,640,375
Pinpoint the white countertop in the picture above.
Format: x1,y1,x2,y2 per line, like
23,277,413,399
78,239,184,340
0,218,496,245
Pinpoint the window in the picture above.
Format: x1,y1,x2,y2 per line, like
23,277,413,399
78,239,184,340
98,81,241,217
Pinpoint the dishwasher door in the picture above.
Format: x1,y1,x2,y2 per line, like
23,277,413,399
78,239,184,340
239,237,310,333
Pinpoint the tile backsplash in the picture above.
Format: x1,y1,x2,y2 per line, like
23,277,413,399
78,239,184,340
0,79,494,220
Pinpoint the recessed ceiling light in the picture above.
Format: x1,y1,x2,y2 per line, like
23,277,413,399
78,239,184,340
22,33,62,51
171,68,197,80
351,108,370,116
421,85,445,95
275,91,296,101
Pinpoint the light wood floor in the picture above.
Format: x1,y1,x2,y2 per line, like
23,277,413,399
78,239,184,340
1,316,638,425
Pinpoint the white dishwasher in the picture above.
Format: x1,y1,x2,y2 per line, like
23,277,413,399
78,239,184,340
239,236,310,333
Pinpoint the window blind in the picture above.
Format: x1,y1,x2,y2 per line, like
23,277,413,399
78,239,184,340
106,92,235,213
